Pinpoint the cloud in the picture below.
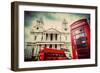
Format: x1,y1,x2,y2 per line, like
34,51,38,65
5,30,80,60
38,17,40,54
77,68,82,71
24,11,90,28
24,11,58,27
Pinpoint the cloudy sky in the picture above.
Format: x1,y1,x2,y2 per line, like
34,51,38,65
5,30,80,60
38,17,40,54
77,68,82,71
24,11,90,42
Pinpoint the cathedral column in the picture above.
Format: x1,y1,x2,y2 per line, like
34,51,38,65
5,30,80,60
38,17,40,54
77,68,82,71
48,33,50,41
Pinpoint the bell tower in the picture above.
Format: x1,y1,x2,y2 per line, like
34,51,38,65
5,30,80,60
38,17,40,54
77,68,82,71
32,17,44,32
62,19,68,31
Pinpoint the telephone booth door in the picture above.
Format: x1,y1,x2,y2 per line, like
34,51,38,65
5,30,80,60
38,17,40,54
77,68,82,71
70,19,90,59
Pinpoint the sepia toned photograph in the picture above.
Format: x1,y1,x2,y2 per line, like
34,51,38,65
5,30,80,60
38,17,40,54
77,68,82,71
24,11,90,61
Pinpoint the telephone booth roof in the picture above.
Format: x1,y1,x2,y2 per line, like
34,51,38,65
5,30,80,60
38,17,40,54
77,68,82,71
70,19,88,29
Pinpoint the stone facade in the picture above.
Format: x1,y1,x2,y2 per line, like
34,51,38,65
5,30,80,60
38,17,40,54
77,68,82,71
24,18,72,59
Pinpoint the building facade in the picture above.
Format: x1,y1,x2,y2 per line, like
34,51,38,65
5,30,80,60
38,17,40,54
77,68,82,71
24,18,72,60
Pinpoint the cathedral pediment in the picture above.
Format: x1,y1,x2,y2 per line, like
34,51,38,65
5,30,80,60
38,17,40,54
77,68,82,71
43,28,61,34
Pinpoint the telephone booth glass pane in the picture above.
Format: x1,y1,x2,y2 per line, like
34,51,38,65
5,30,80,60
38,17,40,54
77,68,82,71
74,28,87,49
76,37,87,48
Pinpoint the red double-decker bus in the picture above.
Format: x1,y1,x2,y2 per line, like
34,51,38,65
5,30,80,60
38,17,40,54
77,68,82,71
39,48,67,61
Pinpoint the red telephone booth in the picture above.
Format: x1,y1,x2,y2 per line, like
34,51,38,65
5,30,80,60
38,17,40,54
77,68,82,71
70,19,90,59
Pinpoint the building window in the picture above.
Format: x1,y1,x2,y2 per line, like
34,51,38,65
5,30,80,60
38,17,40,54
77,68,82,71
39,44,41,49
50,34,53,41
36,27,39,30
64,28,67,31
44,44,47,48
34,35,37,40
46,33,48,40
55,44,57,48
41,35,43,41
49,44,52,48
55,34,57,41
